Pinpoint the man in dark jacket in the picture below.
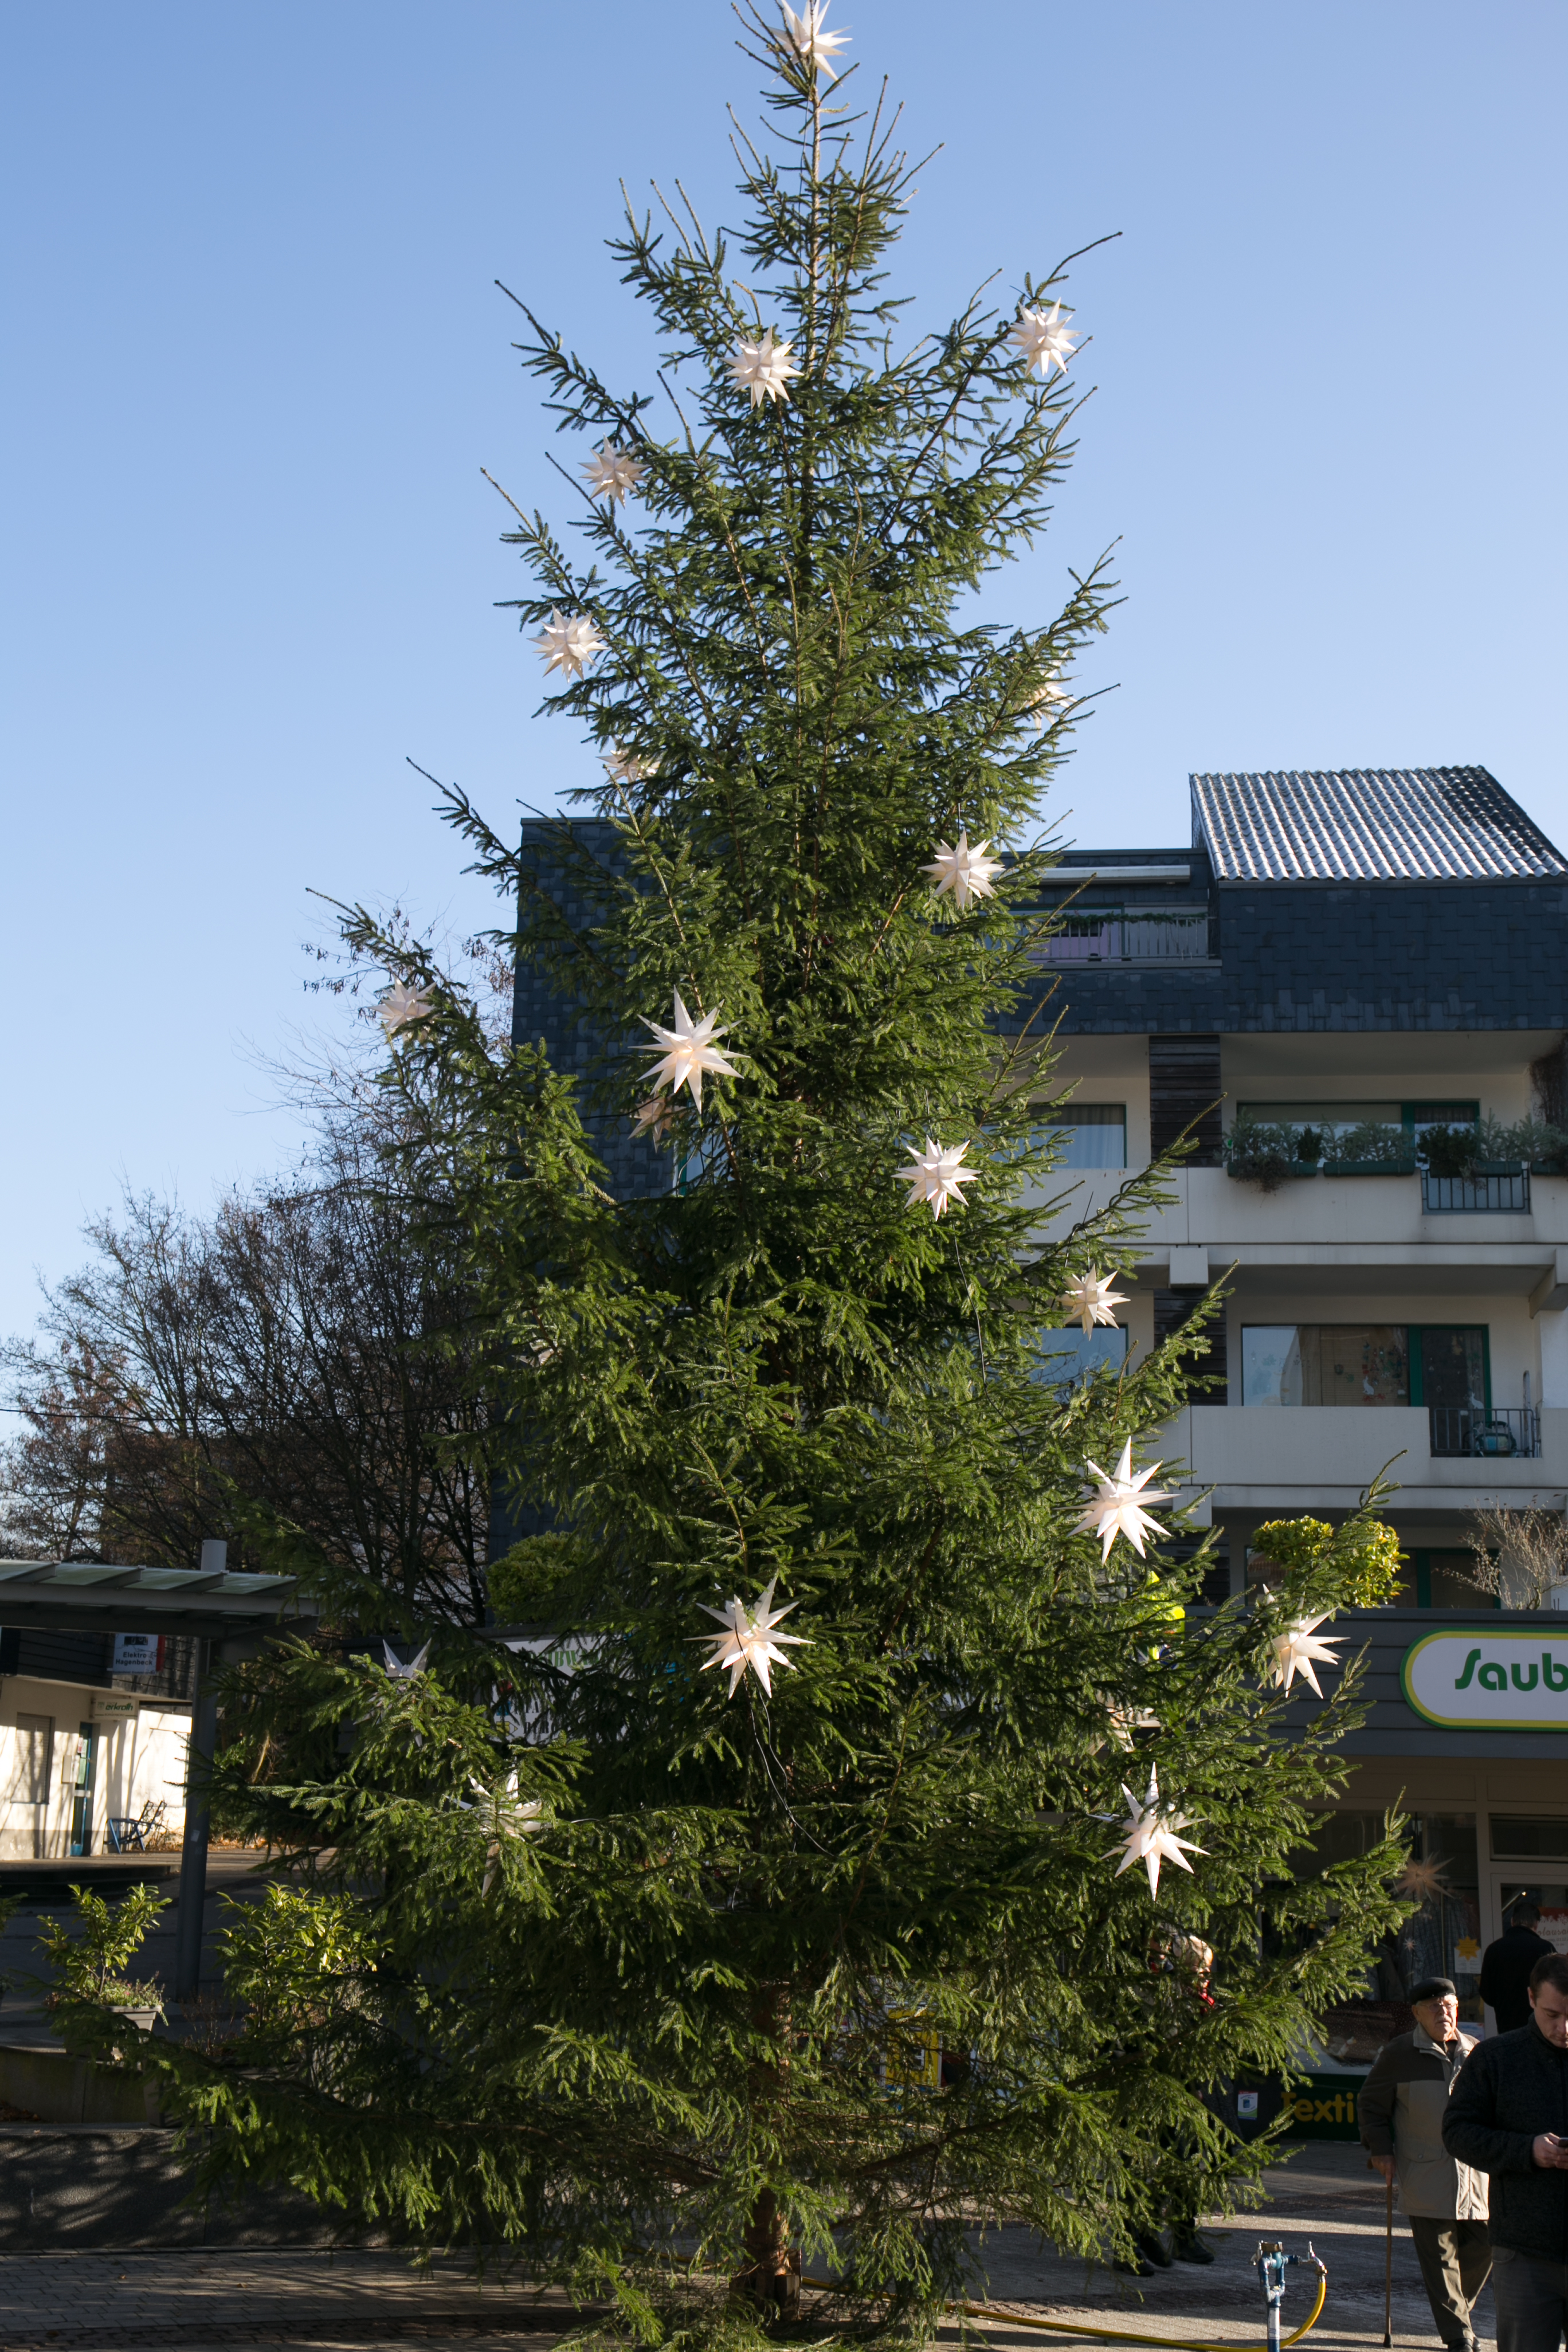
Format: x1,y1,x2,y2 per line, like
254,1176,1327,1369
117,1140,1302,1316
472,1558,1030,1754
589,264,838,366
1445,1950,1568,2352
1360,1976,1488,2352
1482,1906,1555,2036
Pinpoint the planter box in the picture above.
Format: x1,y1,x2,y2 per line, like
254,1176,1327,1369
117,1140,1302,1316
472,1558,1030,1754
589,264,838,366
1323,1159,1417,1178
1224,1162,1320,1182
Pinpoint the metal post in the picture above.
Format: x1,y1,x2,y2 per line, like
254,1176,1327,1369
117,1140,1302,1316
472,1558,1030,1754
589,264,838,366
174,1540,225,2004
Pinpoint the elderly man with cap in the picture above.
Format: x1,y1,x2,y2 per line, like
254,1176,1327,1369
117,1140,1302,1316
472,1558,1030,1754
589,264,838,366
1360,1976,1490,2352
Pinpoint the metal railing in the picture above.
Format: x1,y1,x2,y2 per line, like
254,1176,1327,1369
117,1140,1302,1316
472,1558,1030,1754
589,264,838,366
1421,1170,1531,1214
1429,1405,1541,1460
1036,912,1211,965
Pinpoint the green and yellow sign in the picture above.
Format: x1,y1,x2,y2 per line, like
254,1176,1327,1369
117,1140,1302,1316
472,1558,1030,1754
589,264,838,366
1403,1628,1568,1731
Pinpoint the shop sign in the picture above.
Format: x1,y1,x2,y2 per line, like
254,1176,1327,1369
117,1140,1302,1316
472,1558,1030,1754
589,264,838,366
111,1632,164,1673
92,1694,139,1721
1403,1629,1568,1730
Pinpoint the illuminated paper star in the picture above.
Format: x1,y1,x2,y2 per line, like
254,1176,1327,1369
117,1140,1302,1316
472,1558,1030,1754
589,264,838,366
381,1640,431,1680
1025,677,1071,730
581,445,645,503
602,744,660,786
1267,1614,1341,1697
1010,303,1079,379
923,828,1004,911
535,609,607,679
777,0,849,77
728,329,800,408
896,1137,979,1220
1076,1441,1174,1562
1113,1767,1206,1897
641,990,739,1109
462,1774,546,1897
696,1577,810,1698
1059,1267,1129,1335
1395,1852,1450,1904
632,1093,677,1143
380,981,433,1041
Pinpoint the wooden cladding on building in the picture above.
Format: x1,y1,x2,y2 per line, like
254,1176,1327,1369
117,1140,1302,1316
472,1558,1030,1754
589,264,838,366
1149,1034,1222,1164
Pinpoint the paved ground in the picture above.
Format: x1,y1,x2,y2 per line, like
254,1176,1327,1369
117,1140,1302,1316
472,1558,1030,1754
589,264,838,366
0,2141,1488,2351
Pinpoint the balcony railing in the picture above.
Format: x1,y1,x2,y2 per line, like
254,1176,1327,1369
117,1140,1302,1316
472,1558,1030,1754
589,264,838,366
1429,1405,1542,1460
1421,1170,1531,1214
1036,911,1210,965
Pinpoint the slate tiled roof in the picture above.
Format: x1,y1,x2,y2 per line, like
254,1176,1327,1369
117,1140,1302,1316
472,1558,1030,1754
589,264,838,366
1190,767,1568,883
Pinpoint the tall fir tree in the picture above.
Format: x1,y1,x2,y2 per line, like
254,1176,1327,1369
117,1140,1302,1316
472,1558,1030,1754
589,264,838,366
83,10,1408,2334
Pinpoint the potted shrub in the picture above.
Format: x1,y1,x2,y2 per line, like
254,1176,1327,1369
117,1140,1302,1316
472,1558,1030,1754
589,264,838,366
1222,1119,1319,1191
33,1883,168,2036
1420,1123,1484,1181
1322,1120,1417,1178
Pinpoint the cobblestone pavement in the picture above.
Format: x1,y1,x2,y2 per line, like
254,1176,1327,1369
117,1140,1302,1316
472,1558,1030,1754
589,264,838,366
0,2145,1493,2351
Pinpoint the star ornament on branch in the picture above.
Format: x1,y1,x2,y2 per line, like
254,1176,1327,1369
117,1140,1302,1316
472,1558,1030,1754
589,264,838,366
728,329,800,408
922,828,1004,912
776,0,849,78
602,745,660,787
1059,1267,1128,1335
696,1577,810,1698
1025,677,1072,731
1113,1768,1206,1898
381,1640,432,1680
380,981,433,1042
1010,302,1079,379
1266,1613,1342,1697
1076,1441,1175,1561
535,609,607,680
897,1137,979,1221
641,990,739,1110
1395,1852,1451,1904
632,1093,677,1143
581,444,645,503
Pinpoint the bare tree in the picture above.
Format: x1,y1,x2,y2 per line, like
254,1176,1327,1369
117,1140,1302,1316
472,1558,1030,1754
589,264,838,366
1465,1505,1568,1610
0,1117,497,1623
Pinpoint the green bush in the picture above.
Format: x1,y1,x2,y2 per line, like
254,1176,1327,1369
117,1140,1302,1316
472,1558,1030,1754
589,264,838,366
487,1534,585,1625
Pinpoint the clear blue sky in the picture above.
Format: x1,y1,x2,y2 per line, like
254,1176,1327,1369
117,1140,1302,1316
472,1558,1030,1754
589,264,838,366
3,2,1565,1343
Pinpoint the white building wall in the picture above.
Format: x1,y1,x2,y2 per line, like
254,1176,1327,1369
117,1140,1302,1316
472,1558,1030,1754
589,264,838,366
0,1682,189,1859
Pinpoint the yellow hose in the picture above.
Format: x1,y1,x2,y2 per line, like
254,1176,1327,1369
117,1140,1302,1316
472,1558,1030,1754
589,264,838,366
802,2260,1328,2352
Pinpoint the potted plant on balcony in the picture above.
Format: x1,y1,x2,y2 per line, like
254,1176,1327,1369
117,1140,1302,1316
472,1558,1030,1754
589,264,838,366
1223,1118,1320,1191
1418,1123,1483,1181
1321,1120,1417,1178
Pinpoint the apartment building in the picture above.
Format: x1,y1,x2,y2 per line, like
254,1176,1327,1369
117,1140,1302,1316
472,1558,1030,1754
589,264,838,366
1024,765,1568,2015
511,765,1568,2018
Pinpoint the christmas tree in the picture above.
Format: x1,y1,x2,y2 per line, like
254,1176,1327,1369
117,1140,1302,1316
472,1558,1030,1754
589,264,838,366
92,8,1408,2332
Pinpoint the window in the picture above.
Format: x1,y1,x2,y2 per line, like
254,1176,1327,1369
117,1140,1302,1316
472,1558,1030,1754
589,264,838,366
1241,1324,1410,1407
1034,1324,1128,1390
5,1714,53,1806
1038,1104,1126,1169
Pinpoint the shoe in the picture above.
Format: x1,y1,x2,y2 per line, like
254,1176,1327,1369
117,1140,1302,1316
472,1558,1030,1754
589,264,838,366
1171,2231,1216,2265
1114,2253,1155,2278
1134,2231,1174,2269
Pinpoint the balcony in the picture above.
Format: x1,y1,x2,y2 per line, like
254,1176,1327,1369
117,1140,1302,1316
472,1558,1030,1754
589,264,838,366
1429,1405,1542,1460
1422,1171,1532,1214
1162,1404,1568,1515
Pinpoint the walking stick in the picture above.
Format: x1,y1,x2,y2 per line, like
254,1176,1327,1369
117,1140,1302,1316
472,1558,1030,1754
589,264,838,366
1382,2170,1394,2348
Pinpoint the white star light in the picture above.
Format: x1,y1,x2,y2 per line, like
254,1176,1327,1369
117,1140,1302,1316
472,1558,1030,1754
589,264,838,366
602,745,660,787
922,828,1005,912
729,330,801,409
641,990,740,1110
696,1577,810,1698
1010,303,1079,380
1025,677,1071,730
1267,1613,1342,1697
535,609,607,680
581,444,646,503
1113,1767,1207,1898
1076,1441,1175,1562
777,0,850,77
380,981,433,1042
632,1094,677,1143
896,1137,979,1221
463,1774,546,1898
1059,1267,1129,1335
381,1640,432,1680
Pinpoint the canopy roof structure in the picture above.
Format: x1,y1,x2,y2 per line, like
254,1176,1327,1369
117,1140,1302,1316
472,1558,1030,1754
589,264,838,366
0,1559,315,1641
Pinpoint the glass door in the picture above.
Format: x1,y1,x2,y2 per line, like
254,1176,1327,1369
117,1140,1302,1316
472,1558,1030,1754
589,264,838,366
68,1720,96,1856
1412,1326,1490,1458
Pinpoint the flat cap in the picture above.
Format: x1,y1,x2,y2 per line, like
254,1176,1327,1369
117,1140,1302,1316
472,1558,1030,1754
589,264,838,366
1406,1975,1457,2005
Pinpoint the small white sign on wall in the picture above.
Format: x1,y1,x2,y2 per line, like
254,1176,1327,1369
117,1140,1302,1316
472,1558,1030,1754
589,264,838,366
111,1633,163,1675
1403,1630,1568,1731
